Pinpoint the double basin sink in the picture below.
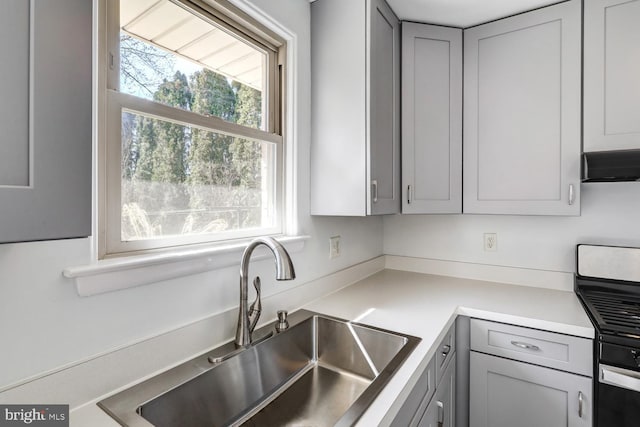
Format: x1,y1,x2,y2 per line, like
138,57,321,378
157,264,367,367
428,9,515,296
99,310,420,426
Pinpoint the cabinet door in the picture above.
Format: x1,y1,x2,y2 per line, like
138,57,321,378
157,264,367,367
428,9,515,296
391,356,436,427
0,0,91,242
470,352,592,427
417,355,456,427
584,0,640,152
368,0,400,215
0,1,29,191
310,0,398,216
310,0,367,216
401,23,462,214
463,0,581,216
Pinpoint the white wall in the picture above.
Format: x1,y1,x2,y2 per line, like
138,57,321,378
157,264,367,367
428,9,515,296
0,0,383,391
384,183,640,273
8,0,637,398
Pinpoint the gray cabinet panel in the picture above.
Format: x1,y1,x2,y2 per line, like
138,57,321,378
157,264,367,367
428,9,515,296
463,0,581,215
436,322,456,383
0,1,30,187
470,352,592,427
391,357,435,427
477,20,561,201
418,355,456,427
455,316,470,427
392,323,457,427
369,0,400,215
584,0,640,151
0,0,92,242
310,0,366,216
401,23,462,214
310,0,399,216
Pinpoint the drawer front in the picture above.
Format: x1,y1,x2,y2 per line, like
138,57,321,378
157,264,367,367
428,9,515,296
470,319,592,376
391,356,436,427
436,324,456,383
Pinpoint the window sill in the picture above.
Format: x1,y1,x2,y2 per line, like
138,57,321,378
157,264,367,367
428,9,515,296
63,235,309,297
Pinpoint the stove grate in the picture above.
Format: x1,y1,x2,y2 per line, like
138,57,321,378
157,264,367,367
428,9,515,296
580,291,640,335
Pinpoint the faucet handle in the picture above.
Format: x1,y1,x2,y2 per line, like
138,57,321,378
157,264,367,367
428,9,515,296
248,277,262,333
275,310,289,332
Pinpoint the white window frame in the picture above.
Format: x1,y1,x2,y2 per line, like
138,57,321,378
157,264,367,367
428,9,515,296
98,0,287,259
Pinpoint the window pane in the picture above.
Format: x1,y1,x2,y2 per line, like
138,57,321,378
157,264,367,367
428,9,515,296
121,111,276,242
119,0,266,130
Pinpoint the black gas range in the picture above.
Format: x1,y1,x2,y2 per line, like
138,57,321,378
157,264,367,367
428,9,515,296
575,245,640,427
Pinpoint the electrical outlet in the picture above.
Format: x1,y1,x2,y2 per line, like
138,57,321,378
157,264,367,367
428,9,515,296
484,233,497,252
329,235,341,259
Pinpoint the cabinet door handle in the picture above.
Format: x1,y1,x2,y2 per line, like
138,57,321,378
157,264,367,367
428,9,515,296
372,180,378,203
437,400,444,427
578,391,584,418
510,341,540,351
568,184,575,205
442,344,451,358
407,185,412,204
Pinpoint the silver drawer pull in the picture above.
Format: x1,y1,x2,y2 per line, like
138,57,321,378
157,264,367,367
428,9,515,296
578,391,583,418
568,184,575,205
510,341,540,351
437,401,444,427
442,344,451,357
372,180,378,203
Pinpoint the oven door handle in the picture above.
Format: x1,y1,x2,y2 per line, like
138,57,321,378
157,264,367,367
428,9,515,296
600,364,640,393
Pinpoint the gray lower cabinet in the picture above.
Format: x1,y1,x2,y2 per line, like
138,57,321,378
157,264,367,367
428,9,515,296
392,324,456,427
392,357,436,427
418,357,456,427
469,319,593,427
310,0,400,216
401,23,462,214
463,0,581,215
584,0,640,152
470,352,592,427
0,0,92,243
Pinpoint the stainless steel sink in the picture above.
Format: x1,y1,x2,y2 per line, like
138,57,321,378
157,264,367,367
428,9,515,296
99,310,420,427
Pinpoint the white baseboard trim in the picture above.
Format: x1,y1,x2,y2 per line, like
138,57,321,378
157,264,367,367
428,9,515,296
384,255,574,292
0,256,385,407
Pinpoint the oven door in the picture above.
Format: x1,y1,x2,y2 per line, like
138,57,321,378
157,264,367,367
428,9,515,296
598,364,640,427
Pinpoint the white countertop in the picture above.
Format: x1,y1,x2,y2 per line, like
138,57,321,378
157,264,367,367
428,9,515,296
71,269,594,426
303,269,593,426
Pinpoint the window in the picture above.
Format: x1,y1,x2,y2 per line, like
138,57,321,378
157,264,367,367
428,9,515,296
100,0,286,258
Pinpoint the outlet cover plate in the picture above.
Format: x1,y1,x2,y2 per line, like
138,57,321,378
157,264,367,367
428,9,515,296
330,235,341,259
484,233,497,252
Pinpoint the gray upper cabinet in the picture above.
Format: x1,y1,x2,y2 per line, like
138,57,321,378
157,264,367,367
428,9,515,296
584,0,640,152
401,23,462,214
310,0,400,216
463,0,581,216
0,0,92,243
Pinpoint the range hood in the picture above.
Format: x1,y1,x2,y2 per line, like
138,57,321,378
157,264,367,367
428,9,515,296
582,149,640,182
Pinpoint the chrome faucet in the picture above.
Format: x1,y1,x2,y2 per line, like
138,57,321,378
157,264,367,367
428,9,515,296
235,237,296,347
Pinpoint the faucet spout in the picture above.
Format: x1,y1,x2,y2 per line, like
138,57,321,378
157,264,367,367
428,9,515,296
235,237,296,347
